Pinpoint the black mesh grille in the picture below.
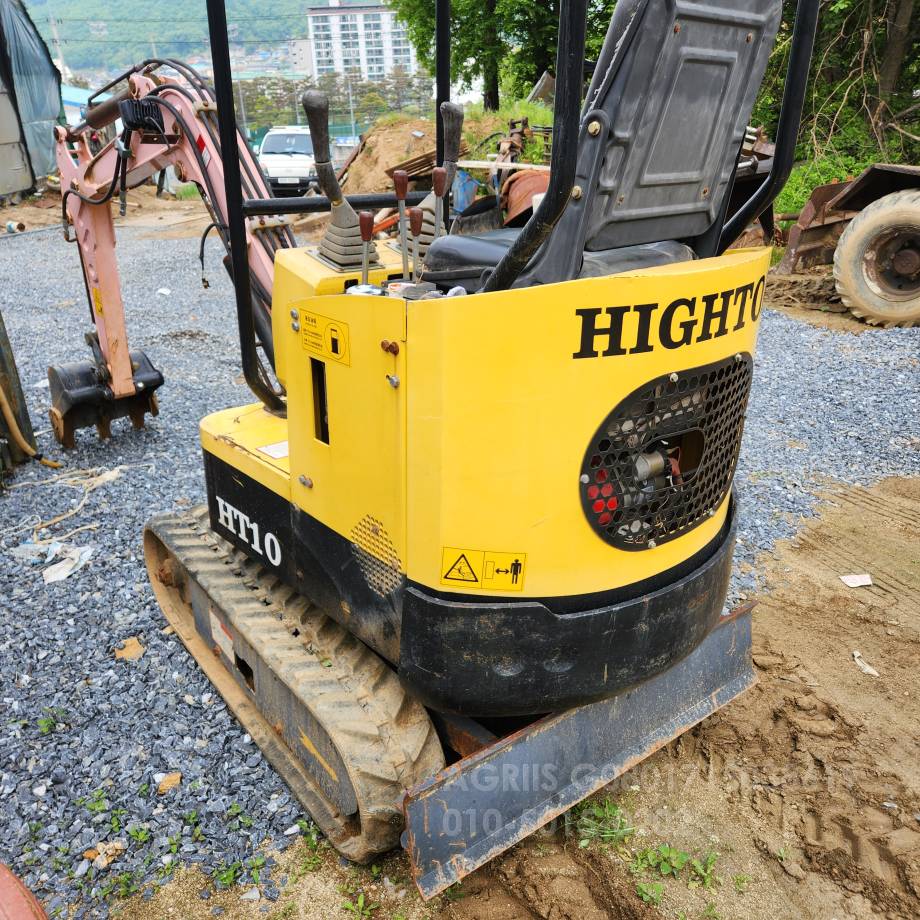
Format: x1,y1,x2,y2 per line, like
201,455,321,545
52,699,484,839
580,354,753,550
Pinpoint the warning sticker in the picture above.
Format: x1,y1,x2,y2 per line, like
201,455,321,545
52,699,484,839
299,310,350,365
92,287,103,315
440,547,527,592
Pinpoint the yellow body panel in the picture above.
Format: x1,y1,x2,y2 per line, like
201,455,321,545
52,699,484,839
203,244,770,600
200,403,290,501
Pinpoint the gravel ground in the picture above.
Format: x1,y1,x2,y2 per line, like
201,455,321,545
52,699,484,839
1,229,918,917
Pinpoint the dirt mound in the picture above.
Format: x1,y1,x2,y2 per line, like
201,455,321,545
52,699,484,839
442,840,654,920
765,268,876,332
341,116,435,193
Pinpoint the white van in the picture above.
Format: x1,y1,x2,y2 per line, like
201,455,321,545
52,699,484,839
257,126,316,197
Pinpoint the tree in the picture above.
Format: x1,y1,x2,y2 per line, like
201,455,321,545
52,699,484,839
752,0,920,163
389,0,504,109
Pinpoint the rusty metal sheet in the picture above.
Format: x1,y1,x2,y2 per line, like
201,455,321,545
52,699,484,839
777,180,855,274
826,163,920,213
402,608,755,900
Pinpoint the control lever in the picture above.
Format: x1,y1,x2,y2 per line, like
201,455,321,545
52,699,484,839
394,170,410,281
439,101,464,196
359,211,373,286
413,102,465,260
409,207,423,282
432,167,448,241
301,90,375,271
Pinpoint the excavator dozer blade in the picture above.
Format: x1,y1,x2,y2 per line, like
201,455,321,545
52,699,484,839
47,349,163,448
401,607,755,899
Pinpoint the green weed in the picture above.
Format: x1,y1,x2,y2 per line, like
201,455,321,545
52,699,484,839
635,881,663,905
213,859,244,888
571,798,635,848
341,892,378,917
688,851,719,890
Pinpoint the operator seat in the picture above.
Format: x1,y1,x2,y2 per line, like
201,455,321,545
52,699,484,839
423,0,782,291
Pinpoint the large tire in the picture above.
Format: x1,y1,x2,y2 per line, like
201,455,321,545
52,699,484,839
833,189,920,327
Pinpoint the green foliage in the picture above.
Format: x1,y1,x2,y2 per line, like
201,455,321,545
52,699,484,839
571,798,635,849
732,873,750,893
174,183,200,201
30,0,308,71
234,69,433,140
635,881,663,905
751,0,919,163
127,825,151,844
632,843,720,890
37,707,66,734
341,892,378,917
213,859,244,888
688,851,719,890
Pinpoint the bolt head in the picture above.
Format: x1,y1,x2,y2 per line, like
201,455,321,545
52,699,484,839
648,539,657,549
669,372,679,383
734,352,742,362
587,120,601,137
298,475,313,488
386,374,400,388
579,474,590,484
291,321,300,332
290,308,298,319
571,185,583,200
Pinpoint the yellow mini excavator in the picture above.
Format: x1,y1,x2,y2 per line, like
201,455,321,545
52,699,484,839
128,0,820,898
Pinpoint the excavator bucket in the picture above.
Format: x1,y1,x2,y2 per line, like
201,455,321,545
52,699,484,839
47,348,162,448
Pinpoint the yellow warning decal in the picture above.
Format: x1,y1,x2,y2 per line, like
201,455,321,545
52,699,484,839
92,287,104,315
299,310,350,365
440,547,527,592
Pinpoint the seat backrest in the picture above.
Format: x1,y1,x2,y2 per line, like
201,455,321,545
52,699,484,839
520,0,782,286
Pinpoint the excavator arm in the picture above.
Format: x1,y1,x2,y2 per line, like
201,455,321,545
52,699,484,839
50,62,288,447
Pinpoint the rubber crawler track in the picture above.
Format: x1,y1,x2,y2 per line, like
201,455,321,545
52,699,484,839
144,506,445,863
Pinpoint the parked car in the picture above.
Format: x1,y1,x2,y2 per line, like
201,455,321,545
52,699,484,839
257,126,316,197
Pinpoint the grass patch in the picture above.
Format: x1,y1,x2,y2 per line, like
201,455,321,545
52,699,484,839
571,797,635,849
175,182,201,201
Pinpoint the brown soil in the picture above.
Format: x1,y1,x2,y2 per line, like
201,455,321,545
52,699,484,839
766,268,871,333
117,478,920,920
0,184,213,238
341,116,435,193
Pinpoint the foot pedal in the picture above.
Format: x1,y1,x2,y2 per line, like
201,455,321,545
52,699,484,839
47,349,163,448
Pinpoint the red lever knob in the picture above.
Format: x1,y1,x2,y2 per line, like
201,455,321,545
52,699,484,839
408,207,423,238
359,211,374,243
393,170,408,200
432,166,447,198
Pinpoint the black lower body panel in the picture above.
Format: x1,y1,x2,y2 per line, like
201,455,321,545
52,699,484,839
399,504,737,716
204,449,738,718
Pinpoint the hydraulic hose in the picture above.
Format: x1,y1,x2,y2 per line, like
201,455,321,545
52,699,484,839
0,384,61,468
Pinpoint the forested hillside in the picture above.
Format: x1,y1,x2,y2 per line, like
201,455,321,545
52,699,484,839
25,0,311,71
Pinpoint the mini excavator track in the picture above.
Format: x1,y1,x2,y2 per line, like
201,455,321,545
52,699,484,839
144,507,445,862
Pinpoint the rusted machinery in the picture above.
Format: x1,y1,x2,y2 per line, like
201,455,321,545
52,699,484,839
778,163,920,326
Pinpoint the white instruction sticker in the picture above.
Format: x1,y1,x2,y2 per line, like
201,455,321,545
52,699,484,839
257,440,289,459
